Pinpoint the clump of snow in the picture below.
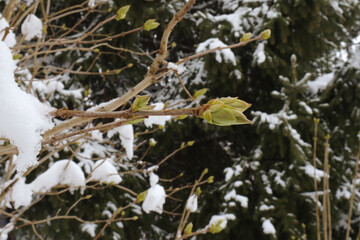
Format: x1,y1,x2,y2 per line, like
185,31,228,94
207,214,236,232
259,204,275,211
269,170,286,188
0,14,16,47
88,0,114,8
107,124,134,159
81,223,97,237
300,163,324,181
262,219,276,235
149,171,159,186
186,194,198,212
299,101,313,115
142,172,166,214
30,160,86,193
0,41,54,172
307,72,334,95
144,103,171,128
168,62,186,74
21,14,43,41
253,42,266,65
2,177,32,209
224,189,248,208
196,38,236,65
89,159,122,184
224,165,243,182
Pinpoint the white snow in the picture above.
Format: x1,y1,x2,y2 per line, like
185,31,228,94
142,172,166,214
30,160,86,193
21,14,43,41
307,72,334,95
224,189,248,208
89,159,122,184
168,62,186,74
107,124,134,159
253,42,266,65
142,184,166,214
224,167,234,182
299,101,313,115
0,14,16,47
207,214,236,232
196,38,236,65
0,41,54,172
262,219,276,235
186,194,198,212
2,177,32,209
269,170,286,188
259,204,275,211
300,163,324,182
149,171,159,186
81,223,97,237
144,103,171,128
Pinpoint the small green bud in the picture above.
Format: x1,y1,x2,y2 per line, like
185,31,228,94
193,88,208,99
61,24,68,31
171,42,176,48
184,222,193,235
133,216,138,220
313,117,320,124
196,186,202,196
121,211,126,216
93,48,100,53
176,115,188,120
158,125,165,130
127,63,133,68
181,142,186,148
115,69,122,74
143,19,160,31
203,168,208,175
187,140,195,146
127,118,145,125
116,5,130,21
85,195,92,199
240,32,252,42
149,138,157,147
116,208,122,214
207,176,214,183
136,191,148,203
260,29,271,40
12,54,22,60
180,172,184,177
301,223,306,229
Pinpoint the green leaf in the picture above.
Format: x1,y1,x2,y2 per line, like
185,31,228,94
131,95,151,112
193,88,208,99
143,19,160,31
116,5,130,21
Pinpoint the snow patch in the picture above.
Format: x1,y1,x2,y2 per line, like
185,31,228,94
89,159,122,184
0,41,54,172
144,103,171,128
21,14,43,41
307,72,334,95
196,38,236,65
